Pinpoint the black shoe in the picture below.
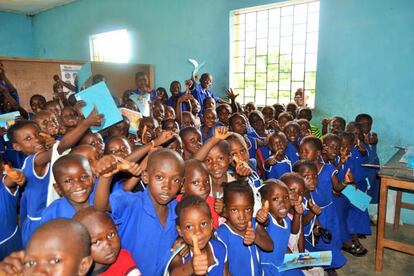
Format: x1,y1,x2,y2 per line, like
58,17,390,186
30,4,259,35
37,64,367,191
342,242,367,257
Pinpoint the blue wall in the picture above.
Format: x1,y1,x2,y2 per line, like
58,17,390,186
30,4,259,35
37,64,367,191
0,12,33,57
1,0,413,220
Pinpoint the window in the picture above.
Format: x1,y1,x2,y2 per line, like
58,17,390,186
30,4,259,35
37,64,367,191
230,0,319,108
89,29,131,63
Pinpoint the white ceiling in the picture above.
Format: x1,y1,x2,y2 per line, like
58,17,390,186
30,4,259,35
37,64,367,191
0,0,77,15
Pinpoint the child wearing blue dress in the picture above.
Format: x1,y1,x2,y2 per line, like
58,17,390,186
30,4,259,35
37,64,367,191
264,132,292,180
168,196,228,275
297,137,348,274
201,108,220,143
257,179,304,276
229,113,258,163
7,120,55,247
94,148,184,276
0,162,25,260
283,121,301,164
216,181,273,276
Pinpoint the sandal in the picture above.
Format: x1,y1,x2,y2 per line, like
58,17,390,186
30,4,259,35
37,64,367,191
342,242,367,257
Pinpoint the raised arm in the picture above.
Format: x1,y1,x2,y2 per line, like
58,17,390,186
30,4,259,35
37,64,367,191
193,127,232,161
3,165,26,194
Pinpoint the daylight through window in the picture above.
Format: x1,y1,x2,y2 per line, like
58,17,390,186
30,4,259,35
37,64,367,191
90,29,130,63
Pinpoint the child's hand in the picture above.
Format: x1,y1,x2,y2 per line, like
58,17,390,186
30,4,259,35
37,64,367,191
39,132,56,149
214,197,224,215
185,79,193,89
268,120,281,132
294,196,304,215
308,199,321,215
256,200,269,225
141,125,153,144
96,155,118,177
0,250,25,275
322,118,331,126
153,130,175,147
4,165,26,186
84,105,104,127
213,126,231,140
233,156,252,176
127,162,143,177
266,155,278,166
356,138,365,152
191,236,208,276
243,221,256,246
344,168,354,184
226,88,239,101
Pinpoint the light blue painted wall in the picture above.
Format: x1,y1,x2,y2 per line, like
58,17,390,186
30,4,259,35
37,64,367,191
2,0,414,221
0,12,33,57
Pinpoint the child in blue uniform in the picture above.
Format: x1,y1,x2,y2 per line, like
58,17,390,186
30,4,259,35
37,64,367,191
264,132,292,180
283,121,301,164
298,137,348,274
7,120,55,247
0,162,25,260
201,108,220,143
216,181,273,276
94,148,185,276
169,196,228,275
179,127,202,161
229,113,258,162
257,179,304,276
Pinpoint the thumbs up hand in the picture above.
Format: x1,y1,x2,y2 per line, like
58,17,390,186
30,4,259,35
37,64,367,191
308,198,321,215
243,221,256,246
294,195,304,215
256,200,270,225
191,236,208,276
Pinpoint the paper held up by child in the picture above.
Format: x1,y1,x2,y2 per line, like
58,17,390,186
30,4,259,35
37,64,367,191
77,62,92,89
0,111,21,141
341,185,372,211
129,93,150,117
75,82,122,133
278,251,332,272
188,58,205,79
119,107,142,134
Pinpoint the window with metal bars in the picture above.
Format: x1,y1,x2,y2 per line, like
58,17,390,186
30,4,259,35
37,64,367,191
229,0,319,108
89,29,130,63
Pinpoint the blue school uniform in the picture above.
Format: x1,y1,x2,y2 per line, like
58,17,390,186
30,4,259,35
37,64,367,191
245,134,258,160
20,154,51,247
0,176,22,260
303,164,346,270
191,84,220,114
200,123,223,143
364,137,380,203
265,156,292,180
260,215,304,276
110,188,178,276
182,239,227,276
285,141,300,165
216,220,261,276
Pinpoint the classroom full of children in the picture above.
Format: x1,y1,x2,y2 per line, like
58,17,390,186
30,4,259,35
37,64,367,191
0,62,380,276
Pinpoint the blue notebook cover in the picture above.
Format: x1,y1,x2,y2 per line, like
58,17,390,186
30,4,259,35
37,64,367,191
77,62,92,88
75,82,122,133
279,251,332,272
342,185,372,211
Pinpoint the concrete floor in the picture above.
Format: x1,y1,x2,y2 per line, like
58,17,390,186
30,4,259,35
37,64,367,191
338,223,414,275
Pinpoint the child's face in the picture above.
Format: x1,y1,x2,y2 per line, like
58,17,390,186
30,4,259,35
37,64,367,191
81,133,105,158
125,100,138,112
262,107,274,124
200,74,213,89
61,108,79,127
182,132,202,154
146,157,183,205
265,185,291,219
46,103,62,118
204,98,216,110
245,103,255,114
298,122,311,137
35,112,60,136
13,124,44,155
341,137,354,155
358,118,372,134
24,231,89,275
205,145,230,179
278,117,289,129
217,106,231,125
299,142,320,162
229,139,249,163
136,75,149,89
224,192,254,234
184,166,211,199
286,180,304,205
108,120,129,137
55,160,93,206
31,97,46,113
330,119,344,134
203,110,217,128
190,98,201,114
105,138,131,158
165,106,176,120
300,167,318,191
177,206,213,251
182,113,195,128
170,82,181,96
249,113,265,132
297,110,311,121
163,120,179,133
153,103,165,122
230,115,247,135
139,118,159,141
324,139,340,161
269,134,287,156
284,125,300,143
88,220,121,265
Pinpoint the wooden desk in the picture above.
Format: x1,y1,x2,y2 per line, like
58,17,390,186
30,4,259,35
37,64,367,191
375,148,414,272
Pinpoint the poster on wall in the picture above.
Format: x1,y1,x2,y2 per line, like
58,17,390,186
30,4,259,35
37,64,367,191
60,64,82,94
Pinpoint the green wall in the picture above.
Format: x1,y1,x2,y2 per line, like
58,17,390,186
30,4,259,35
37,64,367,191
0,12,33,57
